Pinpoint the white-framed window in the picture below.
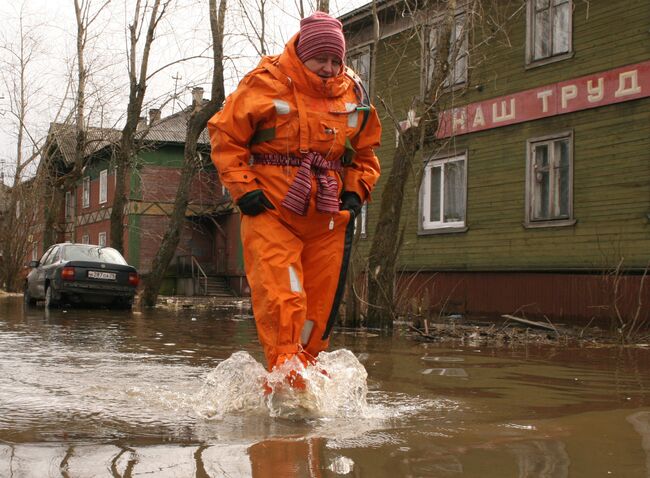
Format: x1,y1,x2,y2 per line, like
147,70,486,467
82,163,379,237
98,232,106,247
347,46,371,93
81,234,89,244
420,153,467,231
526,0,572,66
65,191,74,220
99,169,108,204
425,12,468,91
82,176,90,208
526,131,574,226
31,243,38,262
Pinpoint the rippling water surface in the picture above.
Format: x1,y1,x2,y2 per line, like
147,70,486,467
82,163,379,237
1,296,650,477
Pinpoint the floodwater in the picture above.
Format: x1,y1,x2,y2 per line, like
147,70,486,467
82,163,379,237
1,297,650,477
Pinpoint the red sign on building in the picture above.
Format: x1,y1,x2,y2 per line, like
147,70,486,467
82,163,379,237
437,60,650,138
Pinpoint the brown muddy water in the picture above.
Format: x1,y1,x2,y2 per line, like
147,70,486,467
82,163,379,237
1,296,650,477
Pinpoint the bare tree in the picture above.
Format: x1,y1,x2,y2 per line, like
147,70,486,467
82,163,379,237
0,10,50,291
365,0,516,329
238,0,268,56
110,0,171,254
141,0,228,306
40,0,112,249
295,0,306,19
316,0,329,13
73,1,109,179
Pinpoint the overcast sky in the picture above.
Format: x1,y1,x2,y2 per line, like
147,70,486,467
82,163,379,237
0,0,368,184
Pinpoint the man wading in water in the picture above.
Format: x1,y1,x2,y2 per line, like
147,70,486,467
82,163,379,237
208,12,381,390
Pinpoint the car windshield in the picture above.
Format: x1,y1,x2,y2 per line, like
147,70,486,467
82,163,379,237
61,245,128,265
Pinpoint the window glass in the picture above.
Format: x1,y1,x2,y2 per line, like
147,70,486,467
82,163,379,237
528,0,572,64
448,14,468,86
43,246,60,266
552,2,570,54
347,47,371,92
62,245,127,264
353,202,369,237
533,144,550,219
65,191,74,220
534,9,551,59
527,134,572,223
39,248,54,265
360,203,367,236
557,139,570,216
429,166,442,222
444,160,466,222
99,170,108,204
426,12,468,91
82,177,90,208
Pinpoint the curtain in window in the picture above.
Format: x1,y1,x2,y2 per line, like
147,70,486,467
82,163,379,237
444,160,465,222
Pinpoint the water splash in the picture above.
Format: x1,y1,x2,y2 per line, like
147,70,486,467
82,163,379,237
195,349,370,420
328,455,355,474
195,351,267,419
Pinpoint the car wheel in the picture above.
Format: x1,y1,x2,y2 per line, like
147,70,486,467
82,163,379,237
45,286,59,309
23,285,36,306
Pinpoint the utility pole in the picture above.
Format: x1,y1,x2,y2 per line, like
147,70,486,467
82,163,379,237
171,73,182,114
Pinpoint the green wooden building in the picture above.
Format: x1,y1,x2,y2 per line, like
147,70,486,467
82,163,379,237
342,0,649,324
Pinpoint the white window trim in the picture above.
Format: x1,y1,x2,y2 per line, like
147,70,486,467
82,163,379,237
99,169,108,204
525,0,573,68
82,176,90,208
98,232,107,247
419,152,468,235
82,234,89,244
524,130,576,228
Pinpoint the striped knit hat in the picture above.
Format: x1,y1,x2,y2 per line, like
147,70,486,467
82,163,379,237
296,12,346,64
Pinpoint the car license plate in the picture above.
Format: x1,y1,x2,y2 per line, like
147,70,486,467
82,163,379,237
88,270,116,280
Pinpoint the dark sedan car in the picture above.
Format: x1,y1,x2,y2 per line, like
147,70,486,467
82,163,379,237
24,243,139,309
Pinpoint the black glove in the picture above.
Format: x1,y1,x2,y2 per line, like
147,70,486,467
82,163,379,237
237,189,275,216
340,191,362,217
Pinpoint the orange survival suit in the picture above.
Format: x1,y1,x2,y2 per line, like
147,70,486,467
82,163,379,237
208,34,381,371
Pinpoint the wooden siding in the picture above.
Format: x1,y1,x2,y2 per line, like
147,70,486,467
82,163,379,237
396,270,649,325
357,0,650,273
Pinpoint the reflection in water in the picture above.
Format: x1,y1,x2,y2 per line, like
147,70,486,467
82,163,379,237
0,440,358,477
628,411,650,477
249,438,325,478
2,296,650,476
507,440,570,478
